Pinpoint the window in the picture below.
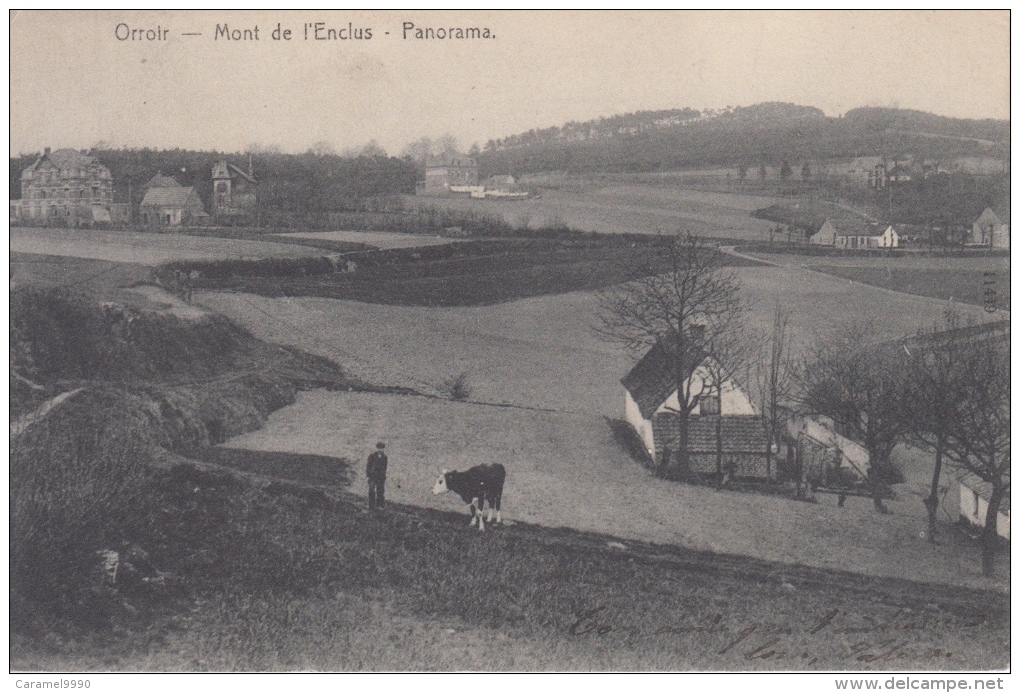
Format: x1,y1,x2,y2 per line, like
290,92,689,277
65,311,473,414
973,490,981,519
700,395,721,416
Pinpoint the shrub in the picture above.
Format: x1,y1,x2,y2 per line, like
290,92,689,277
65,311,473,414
444,372,472,401
10,413,154,630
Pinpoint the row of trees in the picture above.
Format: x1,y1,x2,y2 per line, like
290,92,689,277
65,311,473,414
597,233,1010,576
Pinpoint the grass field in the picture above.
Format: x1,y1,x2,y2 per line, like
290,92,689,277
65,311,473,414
412,176,778,240
744,252,1011,313
10,227,326,264
221,389,1007,592
10,457,1010,671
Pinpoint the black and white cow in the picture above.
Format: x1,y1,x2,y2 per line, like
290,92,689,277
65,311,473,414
432,464,506,531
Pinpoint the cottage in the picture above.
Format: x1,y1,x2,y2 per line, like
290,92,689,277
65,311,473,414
13,147,116,226
417,153,479,195
878,225,900,248
620,337,758,468
810,218,886,249
949,472,1010,540
212,159,258,217
970,207,1009,249
139,184,207,226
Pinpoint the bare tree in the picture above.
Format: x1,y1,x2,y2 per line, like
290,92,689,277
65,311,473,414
754,303,796,480
798,321,909,513
941,322,1010,576
436,133,459,155
596,233,746,471
308,140,336,157
901,311,968,542
401,137,434,162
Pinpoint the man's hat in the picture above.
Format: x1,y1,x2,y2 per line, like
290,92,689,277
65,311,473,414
376,441,385,449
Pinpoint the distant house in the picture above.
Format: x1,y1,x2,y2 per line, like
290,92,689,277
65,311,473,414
212,159,258,217
620,337,762,476
886,164,912,185
417,154,479,195
810,218,887,248
948,472,1010,540
970,207,1009,248
12,147,123,226
878,225,900,248
140,182,207,226
788,416,870,486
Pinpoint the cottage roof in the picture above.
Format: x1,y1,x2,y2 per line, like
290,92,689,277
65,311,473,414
212,160,257,183
824,218,881,237
653,414,768,455
978,205,1011,225
958,472,1011,514
47,148,99,169
22,149,105,179
621,337,707,419
145,174,182,189
140,186,202,208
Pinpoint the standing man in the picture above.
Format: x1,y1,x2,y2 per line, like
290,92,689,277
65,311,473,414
366,441,388,510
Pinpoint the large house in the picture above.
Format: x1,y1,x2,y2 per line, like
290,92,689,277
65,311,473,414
212,159,258,217
416,153,479,195
139,175,207,226
621,337,768,479
12,147,127,225
970,207,1009,248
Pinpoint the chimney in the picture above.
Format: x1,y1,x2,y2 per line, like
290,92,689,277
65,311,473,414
44,147,51,157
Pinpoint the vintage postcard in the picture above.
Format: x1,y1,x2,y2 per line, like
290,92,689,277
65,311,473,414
9,10,1010,677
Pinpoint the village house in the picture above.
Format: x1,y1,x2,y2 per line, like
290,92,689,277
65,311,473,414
139,175,207,227
12,147,128,226
944,472,1010,541
621,338,768,479
810,219,890,249
416,153,479,195
212,159,258,217
969,207,1009,248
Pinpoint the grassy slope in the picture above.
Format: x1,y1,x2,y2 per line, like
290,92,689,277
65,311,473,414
10,457,1010,671
811,265,1011,311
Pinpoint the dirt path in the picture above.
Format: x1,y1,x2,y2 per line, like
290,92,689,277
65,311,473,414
10,388,84,437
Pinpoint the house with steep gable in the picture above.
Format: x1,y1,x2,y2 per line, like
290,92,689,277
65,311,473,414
212,159,258,217
970,207,1009,248
620,337,766,478
139,177,207,226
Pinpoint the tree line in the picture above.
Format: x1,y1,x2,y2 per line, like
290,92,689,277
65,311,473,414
597,233,1010,577
477,104,1008,177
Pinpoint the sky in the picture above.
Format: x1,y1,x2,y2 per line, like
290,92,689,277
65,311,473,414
9,10,1011,157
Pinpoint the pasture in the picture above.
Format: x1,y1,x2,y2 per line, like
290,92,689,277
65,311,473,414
276,229,465,249
199,265,1003,591
10,227,324,265
412,176,778,239
221,389,1005,591
746,251,1011,312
